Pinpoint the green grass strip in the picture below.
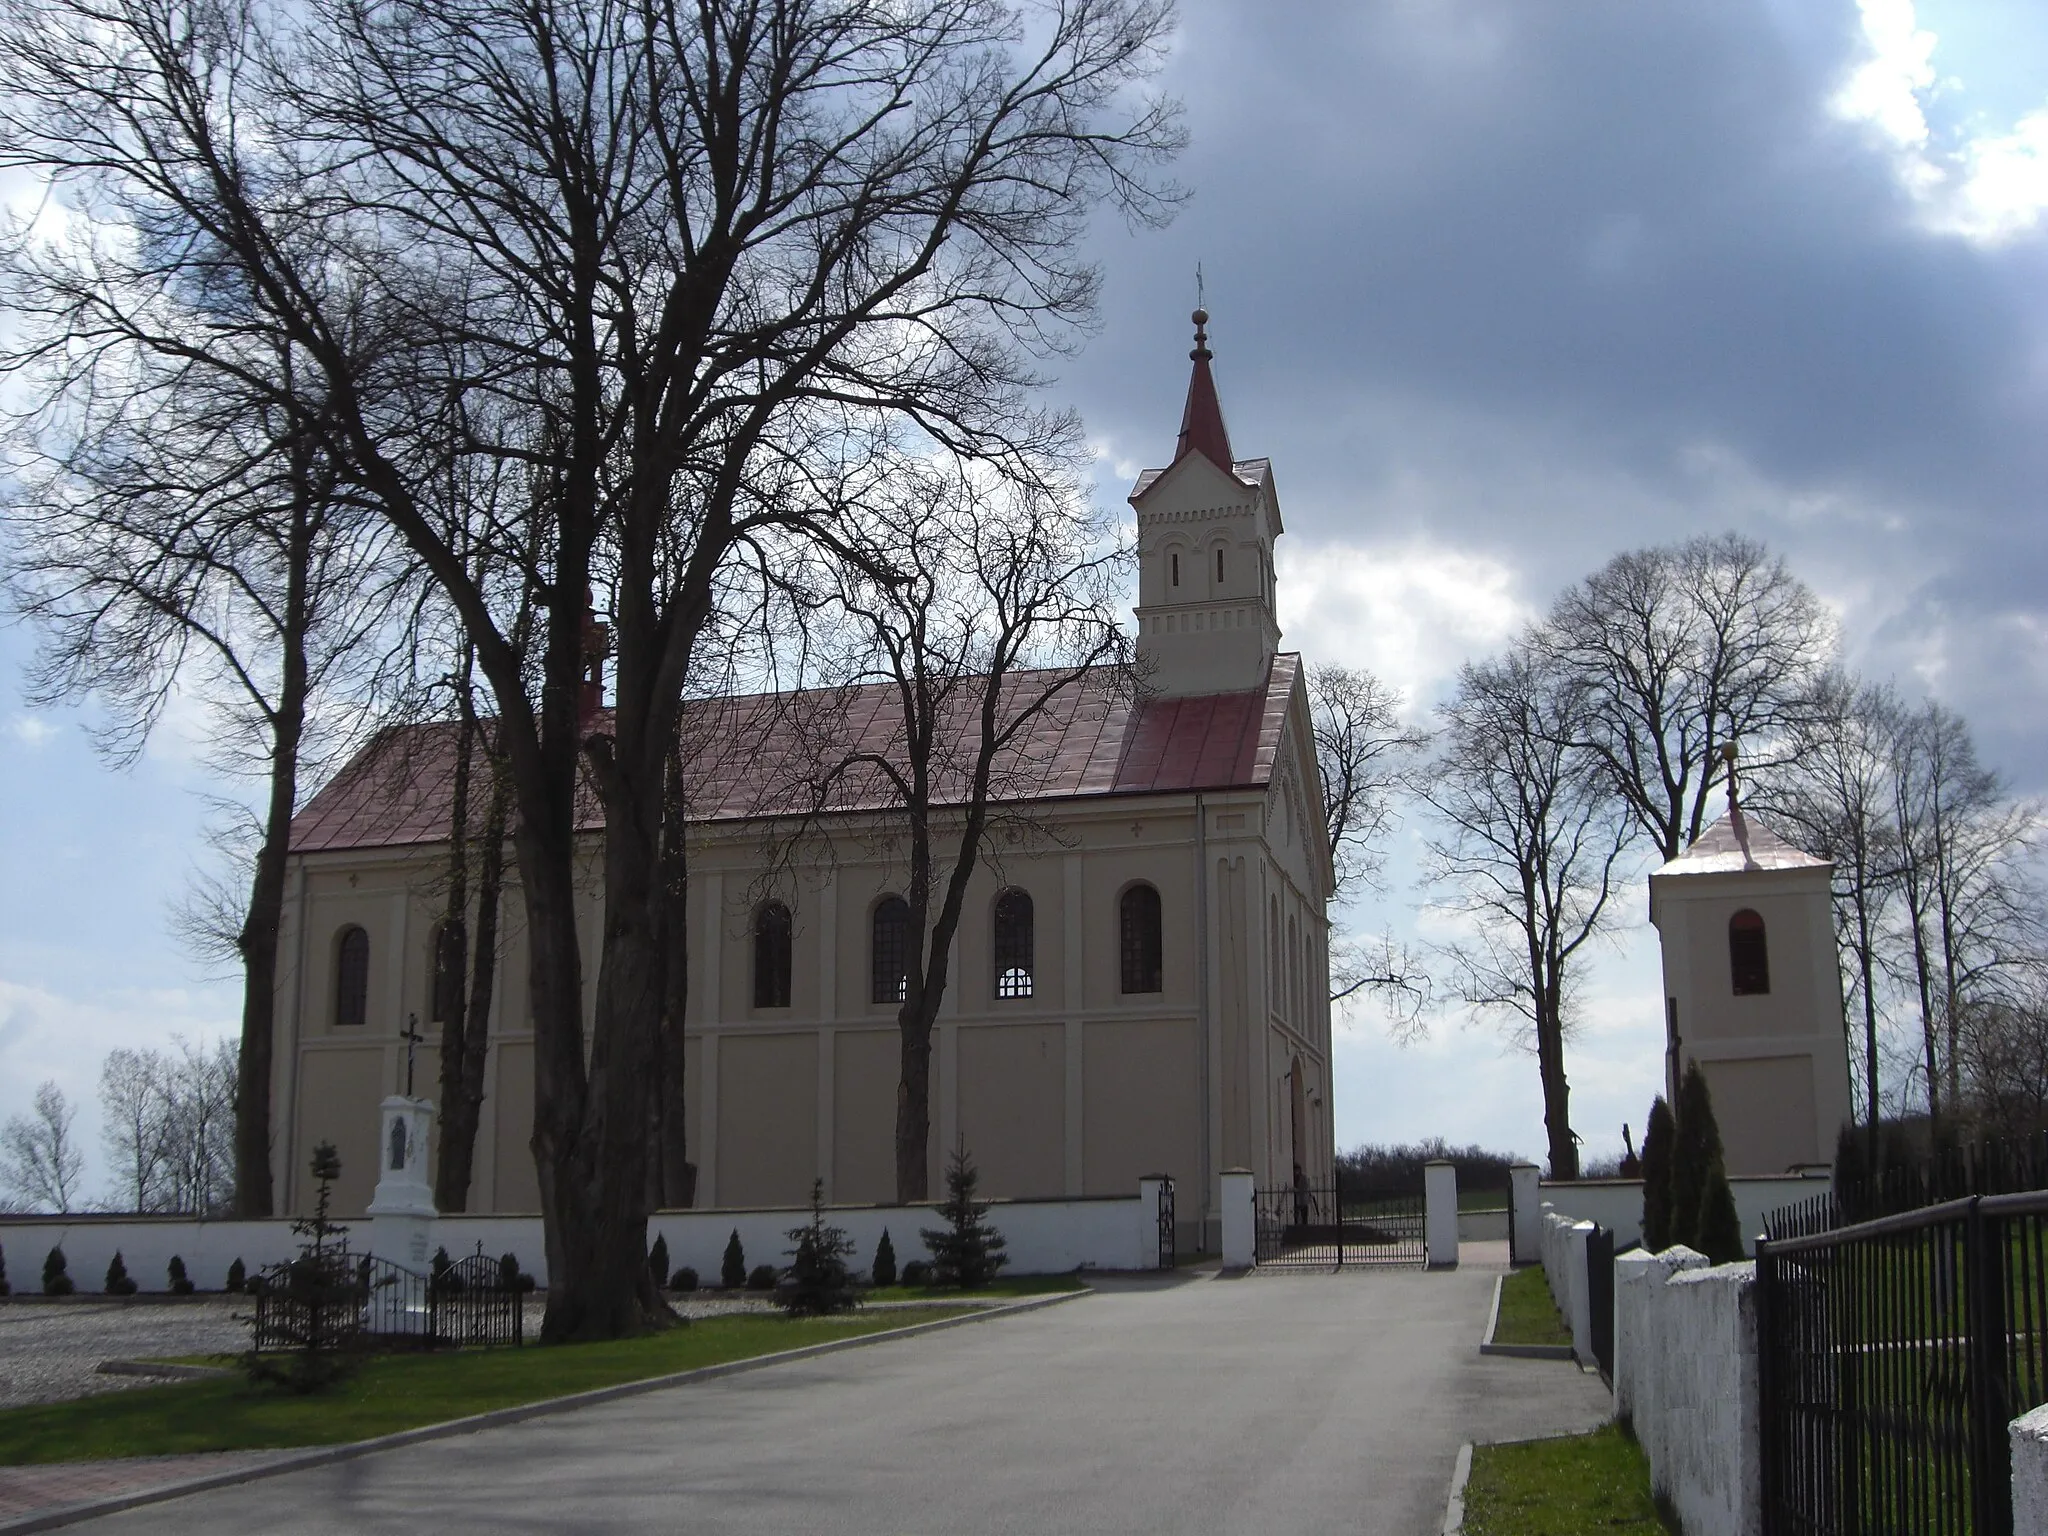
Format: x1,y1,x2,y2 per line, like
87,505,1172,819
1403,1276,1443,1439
0,1310,974,1465
1461,1422,1675,1535
1490,1265,1573,1348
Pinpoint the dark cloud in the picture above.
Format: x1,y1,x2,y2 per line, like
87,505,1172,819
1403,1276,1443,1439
1066,0,2048,778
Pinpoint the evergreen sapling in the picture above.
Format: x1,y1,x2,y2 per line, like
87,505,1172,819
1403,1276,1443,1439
168,1255,195,1295
746,1263,777,1291
870,1229,898,1288
920,1142,1009,1289
1640,1096,1676,1253
104,1250,136,1295
721,1230,747,1290
777,1179,859,1315
670,1266,698,1293
1671,1063,1721,1251
1695,1151,1745,1264
648,1234,669,1292
42,1245,73,1296
226,1257,246,1293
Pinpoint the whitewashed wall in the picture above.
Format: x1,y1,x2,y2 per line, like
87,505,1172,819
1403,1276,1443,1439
2014,1405,2048,1536
1532,1173,1830,1253
1614,1245,1762,1536
1537,1208,1595,1367
0,1192,1148,1293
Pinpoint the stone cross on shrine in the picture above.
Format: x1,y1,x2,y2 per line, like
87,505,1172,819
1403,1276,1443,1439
400,1013,426,1097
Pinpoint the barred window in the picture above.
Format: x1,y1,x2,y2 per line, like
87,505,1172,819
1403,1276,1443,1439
994,888,1034,1000
872,896,910,1005
1120,884,1162,995
430,919,467,1024
754,901,793,1008
1729,909,1770,996
335,926,370,1028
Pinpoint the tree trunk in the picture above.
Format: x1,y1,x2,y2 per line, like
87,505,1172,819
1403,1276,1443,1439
655,741,694,1208
231,487,313,1218
433,669,477,1208
436,715,508,1212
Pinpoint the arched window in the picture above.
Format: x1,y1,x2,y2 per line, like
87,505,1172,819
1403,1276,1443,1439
334,926,370,1028
1120,884,1162,995
1170,550,1181,588
1288,913,1301,1021
993,888,1034,999
1729,909,1771,995
754,901,793,1008
1215,547,1225,586
430,919,467,1024
871,896,909,1005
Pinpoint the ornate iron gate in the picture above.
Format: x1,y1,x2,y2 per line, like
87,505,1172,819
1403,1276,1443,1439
1155,1176,1176,1271
1254,1177,1425,1268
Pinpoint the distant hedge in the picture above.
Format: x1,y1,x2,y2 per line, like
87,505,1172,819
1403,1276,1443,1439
1334,1140,1520,1196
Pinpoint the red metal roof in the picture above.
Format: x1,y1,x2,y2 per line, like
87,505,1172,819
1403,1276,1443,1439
289,655,1301,854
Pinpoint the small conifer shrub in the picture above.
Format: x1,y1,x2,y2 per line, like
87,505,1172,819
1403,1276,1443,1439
0,1241,10,1297
1695,1151,1746,1265
919,1142,1009,1289
870,1229,898,1288
648,1234,670,1291
721,1230,747,1290
776,1179,859,1316
670,1266,699,1293
42,1246,74,1296
225,1257,247,1293
900,1259,932,1288
1640,1096,1677,1253
167,1255,195,1295
1671,1063,1722,1249
104,1251,137,1296
244,1141,361,1393
746,1263,777,1291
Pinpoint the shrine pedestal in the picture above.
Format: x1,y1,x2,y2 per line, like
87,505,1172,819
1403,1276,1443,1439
366,1095,438,1273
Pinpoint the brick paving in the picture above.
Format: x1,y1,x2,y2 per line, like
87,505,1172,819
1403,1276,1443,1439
0,1452,295,1524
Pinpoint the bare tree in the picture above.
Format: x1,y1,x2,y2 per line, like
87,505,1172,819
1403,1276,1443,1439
1542,532,1832,863
1305,663,1428,1019
99,1049,171,1212
1422,644,1630,1181
4,329,412,1216
1750,671,1904,1146
805,463,1129,1201
1887,700,2044,1125
1955,993,2048,1140
0,0,1182,1336
1308,664,1427,900
1,1082,84,1212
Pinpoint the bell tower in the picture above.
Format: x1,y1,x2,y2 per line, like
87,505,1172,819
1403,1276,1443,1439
1128,309,1284,698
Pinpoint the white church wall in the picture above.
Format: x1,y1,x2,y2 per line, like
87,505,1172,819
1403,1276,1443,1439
1538,1172,1830,1253
0,1189,1152,1295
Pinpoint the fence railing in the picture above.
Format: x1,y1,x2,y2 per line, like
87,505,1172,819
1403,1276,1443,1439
252,1248,524,1353
1767,1129,2048,1243
1755,1188,2048,1536
1253,1180,1425,1268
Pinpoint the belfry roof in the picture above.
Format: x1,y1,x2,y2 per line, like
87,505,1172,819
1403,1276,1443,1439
289,654,1303,855
1655,810,1830,877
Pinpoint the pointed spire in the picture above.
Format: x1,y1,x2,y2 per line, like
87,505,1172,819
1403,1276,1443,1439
1173,307,1235,471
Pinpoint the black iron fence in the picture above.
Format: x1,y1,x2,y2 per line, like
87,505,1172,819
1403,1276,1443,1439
253,1248,523,1353
1756,1189,2048,1536
1768,1130,2048,1243
1253,1179,1425,1268
1586,1225,1615,1382
1154,1176,1176,1271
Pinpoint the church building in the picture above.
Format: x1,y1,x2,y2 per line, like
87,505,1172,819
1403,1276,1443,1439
271,312,1336,1251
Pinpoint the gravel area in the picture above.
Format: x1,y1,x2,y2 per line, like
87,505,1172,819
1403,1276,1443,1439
0,1299,251,1409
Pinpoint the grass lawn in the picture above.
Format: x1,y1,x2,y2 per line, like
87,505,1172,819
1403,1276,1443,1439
1490,1266,1573,1349
1461,1422,1676,1535
861,1273,1085,1303
0,1310,973,1465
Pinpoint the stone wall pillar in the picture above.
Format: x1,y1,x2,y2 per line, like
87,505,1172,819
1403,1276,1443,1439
1220,1167,1255,1269
1425,1160,1459,1269
2015,1406,2048,1536
1509,1162,1541,1262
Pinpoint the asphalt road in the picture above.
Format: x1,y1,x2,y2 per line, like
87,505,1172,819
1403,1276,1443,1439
69,1260,1612,1536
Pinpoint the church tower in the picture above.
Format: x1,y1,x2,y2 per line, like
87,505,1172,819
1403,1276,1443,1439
1648,756,1853,1176
1128,310,1284,697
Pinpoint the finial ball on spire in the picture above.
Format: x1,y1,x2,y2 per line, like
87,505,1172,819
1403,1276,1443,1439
1192,306,1208,327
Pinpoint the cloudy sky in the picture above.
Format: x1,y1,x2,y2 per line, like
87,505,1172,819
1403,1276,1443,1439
5,0,2047,1191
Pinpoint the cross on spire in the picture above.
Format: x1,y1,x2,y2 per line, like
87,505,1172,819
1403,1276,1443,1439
1173,301,1233,470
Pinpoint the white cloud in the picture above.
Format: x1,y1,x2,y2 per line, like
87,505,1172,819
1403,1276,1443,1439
1834,0,2048,242
1278,537,1533,714
7,715,58,748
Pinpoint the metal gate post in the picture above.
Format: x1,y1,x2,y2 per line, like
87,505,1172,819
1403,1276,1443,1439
1754,1239,1778,1536
1966,1197,2014,1536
